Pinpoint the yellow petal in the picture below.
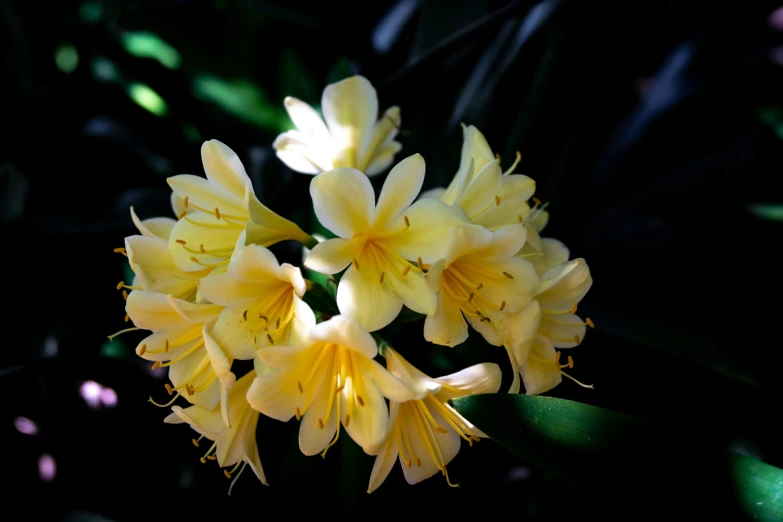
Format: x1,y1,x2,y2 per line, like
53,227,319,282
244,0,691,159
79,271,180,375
203,321,236,387
536,258,592,310
245,190,311,246
367,404,400,493
125,235,197,299
373,154,425,229
383,348,442,400
399,401,460,485
169,351,221,410
321,75,378,169
310,168,375,238
341,369,389,454
167,211,243,272
504,344,521,394
304,238,355,275
473,224,527,258
299,373,339,456
433,362,502,400
208,305,258,360
517,237,570,275
244,433,268,485
360,106,401,172
506,300,542,364
444,223,492,265
382,198,468,263
290,295,317,346
130,207,176,240
171,193,187,218
256,342,314,369
540,312,587,349
283,96,331,142
309,315,379,359
385,266,437,318
520,334,562,395
336,265,403,332
361,356,419,403
168,404,224,436
246,369,300,421
125,291,191,331
423,291,469,348
201,140,251,199
364,140,402,176
167,174,247,218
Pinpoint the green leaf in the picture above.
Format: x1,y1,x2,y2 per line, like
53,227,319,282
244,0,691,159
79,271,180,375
452,394,783,520
747,203,783,222
303,280,339,316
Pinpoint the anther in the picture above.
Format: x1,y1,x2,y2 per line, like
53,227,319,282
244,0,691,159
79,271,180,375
113,247,126,254
175,239,187,245
139,344,147,355
379,272,385,284
476,283,483,290
567,356,574,369
165,384,174,396
259,315,268,323
214,208,221,220
124,313,130,323
122,290,128,300
533,197,542,206
266,334,274,345
200,457,206,464
480,317,491,323
402,265,411,276
416,458,422,467
200,244,205,253
183,196,189,208
116,281,125,290
297,381,303,393
574,334,581,345
435,426,448,434
417,257,424,268
518,214,523,223
503,271,514,279
276,318,281,329
570,302,578,314
352,258,360,271
404,215,410,228
190,256,199,263
467,292,474,303
495,152,501,161
356,395,365,407
165,339,169,352
177,211,186,220
317,419,324,429
207,455,216,460
223,469,232,479
500,301,506,311
243,310,248,321
494,195,500,206
152,361,161,371
295,407,302,420
586,317,595,328
192,438,199,447
344,414,351,427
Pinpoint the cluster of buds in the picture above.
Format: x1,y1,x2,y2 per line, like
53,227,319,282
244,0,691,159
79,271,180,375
112,76,594,493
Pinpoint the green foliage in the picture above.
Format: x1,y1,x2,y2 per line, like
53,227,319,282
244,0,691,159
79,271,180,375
452,394,783,520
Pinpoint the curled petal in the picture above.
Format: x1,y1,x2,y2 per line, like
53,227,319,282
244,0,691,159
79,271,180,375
536,258,592,310
304,238,355,275
310,168,375,238
201,140,251,199
308,315,379,359
433,362,502,400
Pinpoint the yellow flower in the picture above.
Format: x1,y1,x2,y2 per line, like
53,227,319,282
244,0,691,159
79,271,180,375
516,237,569,276
273,76,401,175
167,139,311,273
424,223,538,347
506,258,594,394
247,315,414,456
304,154,468,331
165,371,267,492
197,230,316,360
422,125,542,237
126,291,233,410
367,348,501,493
124,206,202,301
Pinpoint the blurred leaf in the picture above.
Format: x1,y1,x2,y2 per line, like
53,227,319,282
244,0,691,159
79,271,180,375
303,281,339,316
747,203,783,222
127,83,168,117
192,75,288,131
758,106,783,140
100,339,128,360
278,47,318,103
121,31,181,70
326,57,356,85
452,394,783,520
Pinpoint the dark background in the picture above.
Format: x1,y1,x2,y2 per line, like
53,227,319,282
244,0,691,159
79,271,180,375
2,0,782,519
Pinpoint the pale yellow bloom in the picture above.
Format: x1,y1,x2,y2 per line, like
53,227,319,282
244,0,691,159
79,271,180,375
126,291,233,411
367,348,501,493
124,206,202,301
516,237,570,276
422,125,544,243
165,371,267,492
167,139,311,273
304,154,468,331
273,76,401,176
197,230,316,360
424,223,538,347
506,258,594,394
247,315,414,456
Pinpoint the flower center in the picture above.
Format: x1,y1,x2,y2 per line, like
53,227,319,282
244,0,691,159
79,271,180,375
350,232,423,286
241,285,297,346
173,196,247,270
440,262,511,326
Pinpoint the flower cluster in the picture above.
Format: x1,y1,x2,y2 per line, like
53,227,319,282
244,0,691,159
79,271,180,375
114,75,594,493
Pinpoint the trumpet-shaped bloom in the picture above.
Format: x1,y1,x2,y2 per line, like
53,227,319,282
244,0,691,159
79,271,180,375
367,348,501,493
125,206,202,301
423,125,542,235
507,258,594,394
165,371,267,491
273,76,401,176
167,139,311,273
198,230,316,360
304,154,468,331
247,315,414,456
126,291,232,410
516,237,570,276
424,223,538,347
